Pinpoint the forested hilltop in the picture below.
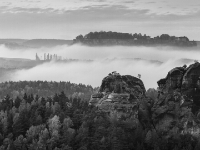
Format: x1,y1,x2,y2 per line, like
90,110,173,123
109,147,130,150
73,31,197,47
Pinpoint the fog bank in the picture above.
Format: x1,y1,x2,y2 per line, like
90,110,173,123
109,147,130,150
0,44,198,89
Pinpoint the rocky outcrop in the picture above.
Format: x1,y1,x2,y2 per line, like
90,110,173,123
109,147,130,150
182,63,200,107
89,71,153,130
157,66,186,93
157,62,200,110
90,62,200,140
99,72,146,98
153,62,200,138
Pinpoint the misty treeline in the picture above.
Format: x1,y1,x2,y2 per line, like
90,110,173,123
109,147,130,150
0,88,199,149
74,31,197,47
0,81,95,100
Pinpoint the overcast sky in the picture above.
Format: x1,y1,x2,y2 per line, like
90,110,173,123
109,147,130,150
0,0,200,40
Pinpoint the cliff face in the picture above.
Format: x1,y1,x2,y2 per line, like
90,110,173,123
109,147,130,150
157,62,200,111
182,63,200,99
154,62,200,138
157,67,186,92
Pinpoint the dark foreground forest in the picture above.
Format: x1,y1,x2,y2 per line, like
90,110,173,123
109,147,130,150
1,91,199,150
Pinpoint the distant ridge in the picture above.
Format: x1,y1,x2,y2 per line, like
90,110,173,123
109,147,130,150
0,36,198,49
0,39,27,44
22,39,73,48
0,39,73,49
0,57,37,69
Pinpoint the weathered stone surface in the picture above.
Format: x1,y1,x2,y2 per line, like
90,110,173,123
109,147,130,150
181,62,200,108
157,62,200,111
157,66,186,93
154,62,200,138
182,62,200,91
152,91,194,137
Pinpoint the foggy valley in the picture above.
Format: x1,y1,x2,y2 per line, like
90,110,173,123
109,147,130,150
0,43,199,89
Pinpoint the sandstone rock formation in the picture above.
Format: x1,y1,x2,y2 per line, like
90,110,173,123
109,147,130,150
89,71,153,130
90,71,146,106
154,62,200,138
182,62,200,108
90,62,200,140
99,71,146,98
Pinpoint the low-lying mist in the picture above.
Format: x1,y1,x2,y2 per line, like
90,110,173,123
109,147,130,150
0,44,199,89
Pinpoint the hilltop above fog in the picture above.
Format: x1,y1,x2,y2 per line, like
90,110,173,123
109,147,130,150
73,31,197,47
